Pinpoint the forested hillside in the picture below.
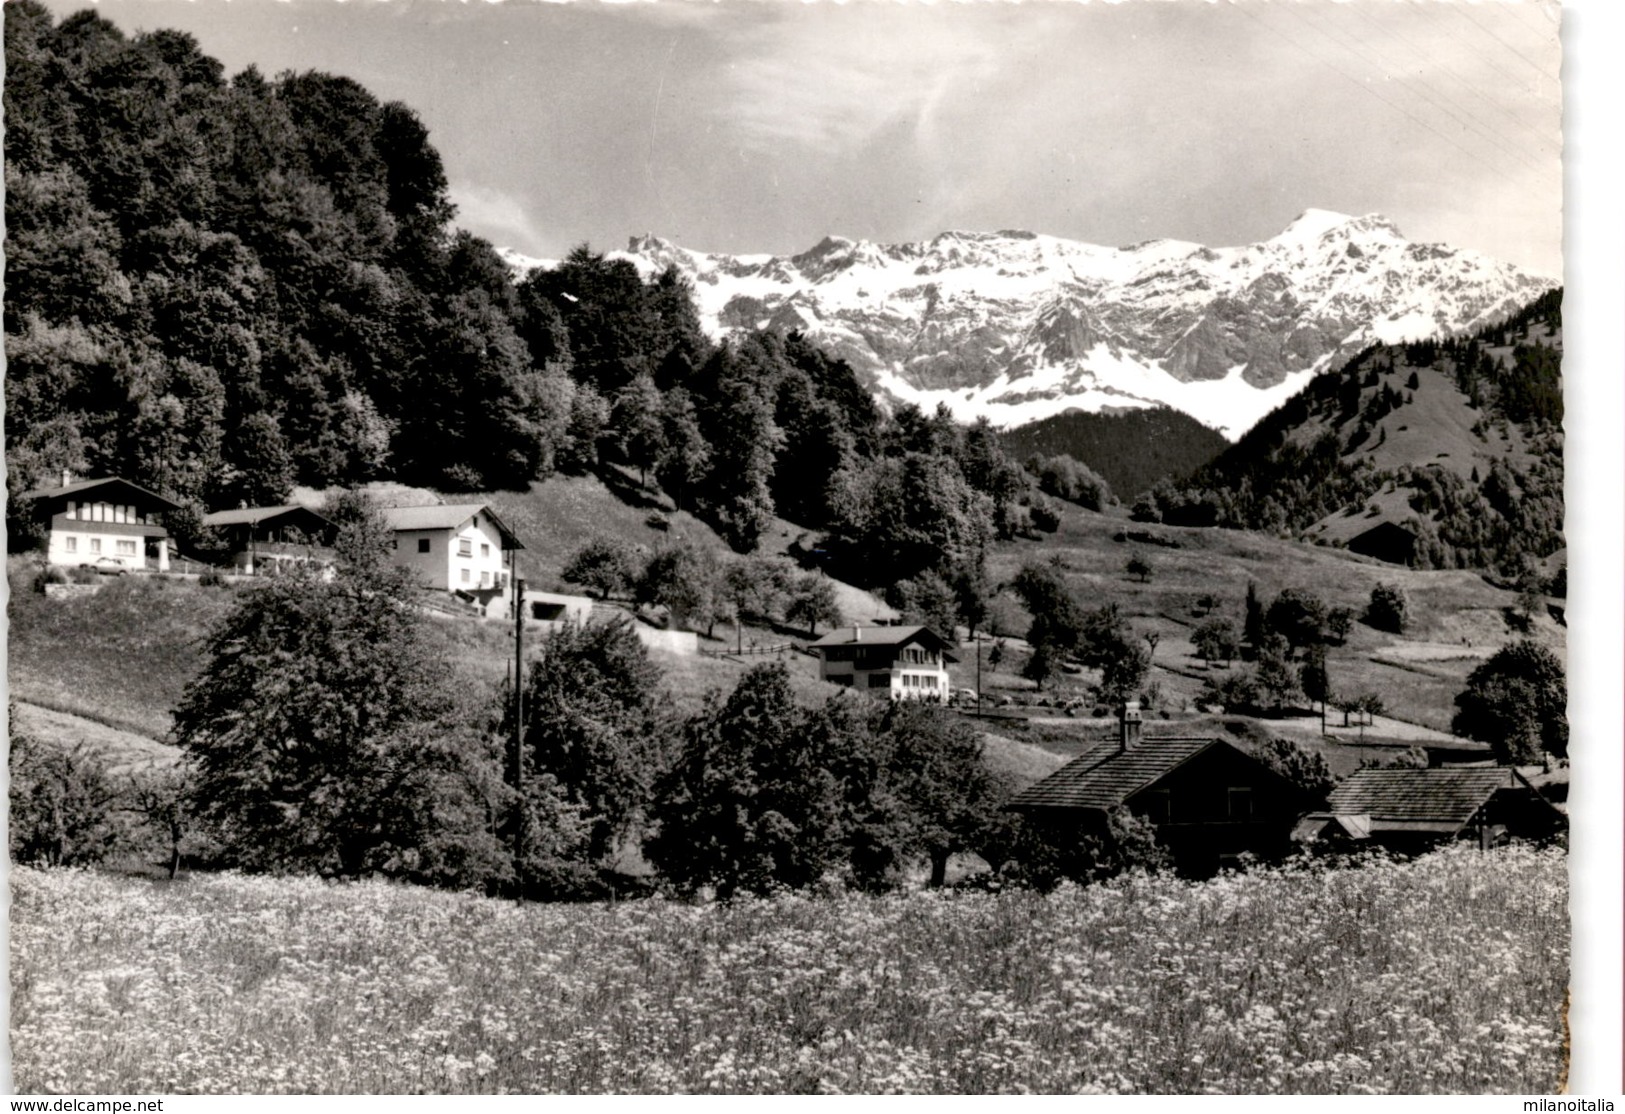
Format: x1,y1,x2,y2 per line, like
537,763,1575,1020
1141,289,1563,577
3,1,1062,597
999,406,1230,499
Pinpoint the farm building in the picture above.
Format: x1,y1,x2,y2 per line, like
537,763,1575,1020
1006,703,1309,876
20,474,181,573
202,505,339,575
1293,767,1565,853
807,625,958,701
1347,520,1419,566
380,503,525,597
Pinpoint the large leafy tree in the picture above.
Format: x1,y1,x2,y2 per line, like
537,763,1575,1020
1452,640,1568,764
645,663,846,898
516,618,670,865
171,499,508,882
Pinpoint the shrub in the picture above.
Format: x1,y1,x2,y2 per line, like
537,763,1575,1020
1366,583,1409,634
9,715,128,867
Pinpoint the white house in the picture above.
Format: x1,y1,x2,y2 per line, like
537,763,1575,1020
21,474,181,572
380,503,524,596
807,625,958,700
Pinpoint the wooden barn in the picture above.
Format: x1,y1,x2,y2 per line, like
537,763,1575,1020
1006,703,1310,877
1347,520,1419,566
1293,766,1565,853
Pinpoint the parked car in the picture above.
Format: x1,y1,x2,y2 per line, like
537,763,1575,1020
81,556,130,576
955,687,979,706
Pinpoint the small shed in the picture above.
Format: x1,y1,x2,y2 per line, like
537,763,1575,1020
1295,766,1565,852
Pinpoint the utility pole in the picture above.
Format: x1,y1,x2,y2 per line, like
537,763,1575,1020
511,576,526,898
976,632,983,716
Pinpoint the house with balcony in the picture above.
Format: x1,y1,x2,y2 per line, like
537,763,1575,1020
20,474,181,572
380,503,524,600
1006,703,1309,876
807,624,958,700
203,505,339,575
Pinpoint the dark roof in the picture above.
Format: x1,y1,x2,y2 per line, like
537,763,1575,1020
203,505,336,528
808,624,958,659
20,476,183,511
1007,737,1221,811
1325,768,1526,825
379,503,525,549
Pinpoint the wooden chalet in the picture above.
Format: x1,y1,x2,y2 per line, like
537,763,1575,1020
807,624,958,701
20,473,181,572
1007,703,1309,876
202,505,339,575
1293,767,1565,853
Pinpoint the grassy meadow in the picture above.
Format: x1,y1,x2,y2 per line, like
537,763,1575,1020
10,844,1567,1095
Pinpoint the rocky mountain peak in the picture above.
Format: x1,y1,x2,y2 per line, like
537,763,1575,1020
585,218,1556,440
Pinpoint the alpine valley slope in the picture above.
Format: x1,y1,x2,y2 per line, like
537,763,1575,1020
502,210,1554,440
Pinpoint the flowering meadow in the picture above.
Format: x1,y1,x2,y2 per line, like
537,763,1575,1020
10,845,1566,1094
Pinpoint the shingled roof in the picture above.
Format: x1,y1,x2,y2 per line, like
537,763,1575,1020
1325,767,1530,825
1006,737,1219,811
203,505,335,529
807,624,959,661
379,504,524,549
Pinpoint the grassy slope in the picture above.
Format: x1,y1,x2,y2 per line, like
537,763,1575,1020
9,468,1559,771
959,498,1561,739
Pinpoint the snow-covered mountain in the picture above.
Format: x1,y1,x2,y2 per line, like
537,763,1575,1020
501,210,1556,439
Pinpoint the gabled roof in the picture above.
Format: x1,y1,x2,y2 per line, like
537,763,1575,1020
203,505,336,529
20,476,183,511
1007,736,1223,811
808,624,959,661
1325,767,1530,825
379,503,525,549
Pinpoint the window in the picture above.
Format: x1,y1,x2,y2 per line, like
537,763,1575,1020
116,540,137,556
460,568,471,584
868,673,891,688
458,539,473,557
481,571,491,587
90,538,102,554
481,543,490,558
65,536,78,553
66,502,77,520
417,538,431,554
390,539,398,550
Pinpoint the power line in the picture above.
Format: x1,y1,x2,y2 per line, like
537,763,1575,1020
1278,2,1550,181
1341,1,1560,161
1233,2,1542,186
1457,2,1562,84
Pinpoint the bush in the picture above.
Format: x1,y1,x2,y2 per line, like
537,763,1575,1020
1365,583,1409,634
10,717,128,867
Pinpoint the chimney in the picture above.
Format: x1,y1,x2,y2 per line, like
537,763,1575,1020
854,626,862,642
60,468,73,489
1119,700,1143,752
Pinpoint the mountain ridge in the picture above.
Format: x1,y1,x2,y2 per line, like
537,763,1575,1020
500,211,1555,440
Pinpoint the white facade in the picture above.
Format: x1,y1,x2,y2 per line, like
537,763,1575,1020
814,635,952,701
383,505,517,594
40,492,171,571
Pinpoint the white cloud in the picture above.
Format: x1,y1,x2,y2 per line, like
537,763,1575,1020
710,10,1044,157
448,182,546,254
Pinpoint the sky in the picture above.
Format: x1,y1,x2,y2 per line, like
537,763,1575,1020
32,0,1564,277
